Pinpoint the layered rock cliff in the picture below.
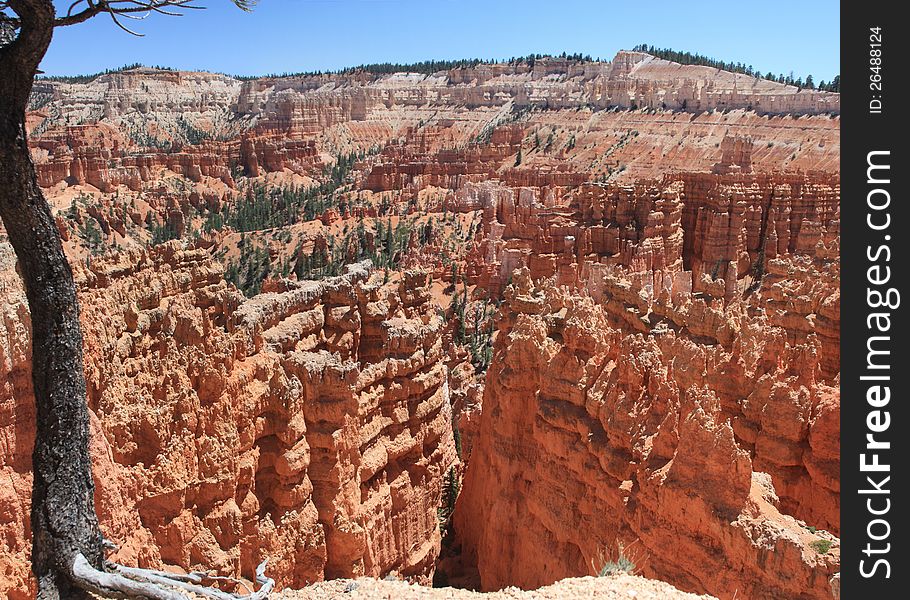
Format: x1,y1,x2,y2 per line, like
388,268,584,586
28,52,839,194
453,270,838,599
0,245,456,599
1,51,841,600
452,164,840,598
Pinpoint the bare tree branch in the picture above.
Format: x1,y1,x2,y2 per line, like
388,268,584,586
55,1,201,30
72,554,188,600
107,8,144,36
72,554,276,600
0,1,259,30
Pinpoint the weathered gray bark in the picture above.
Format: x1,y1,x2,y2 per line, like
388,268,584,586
2,3,273,597
0,2,103,598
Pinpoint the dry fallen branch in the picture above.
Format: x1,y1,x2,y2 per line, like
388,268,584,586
72,554,275,599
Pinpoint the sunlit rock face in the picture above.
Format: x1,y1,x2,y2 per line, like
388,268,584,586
0,249,456,598
0,51,840,599
453,168,839,599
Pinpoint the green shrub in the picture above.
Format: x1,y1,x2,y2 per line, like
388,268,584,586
595,542,637,577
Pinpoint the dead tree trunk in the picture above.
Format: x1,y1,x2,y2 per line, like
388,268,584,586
0,2,104,598
1,3,274,597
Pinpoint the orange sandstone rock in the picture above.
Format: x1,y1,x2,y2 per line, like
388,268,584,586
454,271,839,599
0,246,456,598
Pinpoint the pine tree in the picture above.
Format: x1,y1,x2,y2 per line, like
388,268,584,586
452,419,463,459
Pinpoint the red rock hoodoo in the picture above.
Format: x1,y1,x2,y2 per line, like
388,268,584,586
1,247,456,597
453,169,839,598
2,51,840,599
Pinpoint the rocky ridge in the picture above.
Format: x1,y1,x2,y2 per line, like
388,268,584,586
449,150,839,597
454,268,838,598
0,245,456,599
0,51,841,600
29,52,839,194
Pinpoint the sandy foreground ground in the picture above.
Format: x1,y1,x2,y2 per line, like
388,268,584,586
275,576,716,600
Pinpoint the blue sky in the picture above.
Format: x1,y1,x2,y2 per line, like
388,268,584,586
38,0,839,81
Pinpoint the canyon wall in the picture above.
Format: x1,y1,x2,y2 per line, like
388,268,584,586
452,166,840,598
454,271,838,599
29,52,839,192
3,52,841,599
0,245,456,598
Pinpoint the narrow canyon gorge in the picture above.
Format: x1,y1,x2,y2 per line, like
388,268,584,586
1,50,839,599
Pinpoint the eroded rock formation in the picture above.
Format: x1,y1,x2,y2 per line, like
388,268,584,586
454,270,838,599
452,165,840,598
28,52,839,193
1,52,841,600
0,245,456,598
